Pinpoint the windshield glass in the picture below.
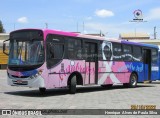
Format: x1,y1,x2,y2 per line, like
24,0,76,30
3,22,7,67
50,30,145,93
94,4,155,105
8,39,44,66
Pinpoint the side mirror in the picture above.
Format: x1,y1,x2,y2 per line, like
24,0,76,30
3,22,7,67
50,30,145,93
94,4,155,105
3,39,10,56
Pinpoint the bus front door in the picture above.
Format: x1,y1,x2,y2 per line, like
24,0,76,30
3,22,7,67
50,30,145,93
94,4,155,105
143,49,151,81
84,42,98,85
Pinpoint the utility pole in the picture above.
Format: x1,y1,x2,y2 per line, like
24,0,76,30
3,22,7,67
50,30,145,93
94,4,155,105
83,22,85,34
76,22,79,32
134,28,137,37
45,23,48,29
154,26,157,39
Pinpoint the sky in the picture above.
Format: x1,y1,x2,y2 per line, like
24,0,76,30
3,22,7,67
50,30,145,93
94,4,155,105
0,0,160,38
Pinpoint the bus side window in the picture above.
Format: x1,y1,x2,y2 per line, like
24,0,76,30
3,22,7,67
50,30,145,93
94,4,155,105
47,43,64,68
112,43,122,61
103,44,112,60
48,43,54,58
122,44,132,61
98,42,103,60
68,38,75,59
46,35,64,68
84,43,90,60
67,38,82,59
133,46,142,61
152,49,158,64
76,40,82,59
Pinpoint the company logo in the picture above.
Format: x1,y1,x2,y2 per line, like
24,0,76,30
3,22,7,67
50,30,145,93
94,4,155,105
134,9,143,19
129,9,147,22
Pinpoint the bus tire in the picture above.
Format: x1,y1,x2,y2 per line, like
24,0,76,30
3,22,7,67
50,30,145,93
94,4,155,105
69,76,77,94
129,73,137,88
39,87,46,94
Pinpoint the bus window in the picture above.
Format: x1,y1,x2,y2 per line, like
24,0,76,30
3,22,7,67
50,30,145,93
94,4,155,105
67,38,82,59
103,43,112,60
75,39,82,59
48,43,63,59
68,39,74,59
98,42,103,60
152,49,158,64
112,43,122,61
84,43,90,60
122,45,132,61
133,46,142,61
46,35,64,68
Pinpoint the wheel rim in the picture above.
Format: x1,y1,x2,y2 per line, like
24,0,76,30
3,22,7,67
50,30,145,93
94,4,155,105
131,75,137,86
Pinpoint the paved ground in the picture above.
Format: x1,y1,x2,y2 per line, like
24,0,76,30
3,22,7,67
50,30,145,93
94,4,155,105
0,70,160,118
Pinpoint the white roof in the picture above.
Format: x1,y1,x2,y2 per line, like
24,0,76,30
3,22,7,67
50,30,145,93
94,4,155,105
0,33,9,36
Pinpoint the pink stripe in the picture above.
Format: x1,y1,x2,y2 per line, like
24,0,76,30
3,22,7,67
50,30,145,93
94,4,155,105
43,29,79,40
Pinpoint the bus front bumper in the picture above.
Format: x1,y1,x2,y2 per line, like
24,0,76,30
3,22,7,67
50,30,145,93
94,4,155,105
7,74,45,88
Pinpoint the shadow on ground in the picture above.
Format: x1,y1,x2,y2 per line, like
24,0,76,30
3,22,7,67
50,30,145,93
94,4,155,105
148,81,160,84
4,84,155,97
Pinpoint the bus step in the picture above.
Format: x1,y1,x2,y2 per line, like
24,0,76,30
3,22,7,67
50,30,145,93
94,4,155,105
143,81,150,84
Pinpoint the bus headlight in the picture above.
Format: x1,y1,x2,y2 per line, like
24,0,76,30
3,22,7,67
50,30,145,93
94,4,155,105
38,69,43,75
30,70,43,79
34,73,39,78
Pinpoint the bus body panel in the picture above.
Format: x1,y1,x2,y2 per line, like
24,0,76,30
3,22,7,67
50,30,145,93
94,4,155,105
150,61,159,81
46,59,86,88
98,61,145,84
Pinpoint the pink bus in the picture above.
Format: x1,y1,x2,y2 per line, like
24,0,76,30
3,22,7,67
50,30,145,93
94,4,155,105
3,29,159,94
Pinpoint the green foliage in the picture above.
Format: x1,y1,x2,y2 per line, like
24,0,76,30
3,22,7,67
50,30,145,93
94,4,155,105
0,20,5,33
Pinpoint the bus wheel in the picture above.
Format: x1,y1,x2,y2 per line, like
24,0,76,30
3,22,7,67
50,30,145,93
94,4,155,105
129,73,137,88
39,88,46,94
69,76,77,94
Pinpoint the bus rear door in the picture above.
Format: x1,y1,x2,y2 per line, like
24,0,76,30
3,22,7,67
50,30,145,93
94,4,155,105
143,49,151,81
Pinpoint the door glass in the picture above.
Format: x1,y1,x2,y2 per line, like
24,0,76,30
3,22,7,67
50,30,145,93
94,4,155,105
90,44,96,61
84,43,90,61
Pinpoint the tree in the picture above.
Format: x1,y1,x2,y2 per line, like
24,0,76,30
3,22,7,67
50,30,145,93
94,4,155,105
0,20,5,33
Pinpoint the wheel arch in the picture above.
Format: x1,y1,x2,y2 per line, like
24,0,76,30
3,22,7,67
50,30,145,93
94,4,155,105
67,71,83,86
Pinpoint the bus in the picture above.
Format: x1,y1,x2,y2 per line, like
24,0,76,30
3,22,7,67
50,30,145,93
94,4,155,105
3,29,159,94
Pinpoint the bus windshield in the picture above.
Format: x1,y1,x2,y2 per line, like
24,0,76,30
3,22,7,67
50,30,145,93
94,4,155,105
8,39,44,66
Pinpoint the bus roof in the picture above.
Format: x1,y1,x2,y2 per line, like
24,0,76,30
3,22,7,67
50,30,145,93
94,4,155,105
9,28,106,40
42,29,105,40
121,40,159,49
